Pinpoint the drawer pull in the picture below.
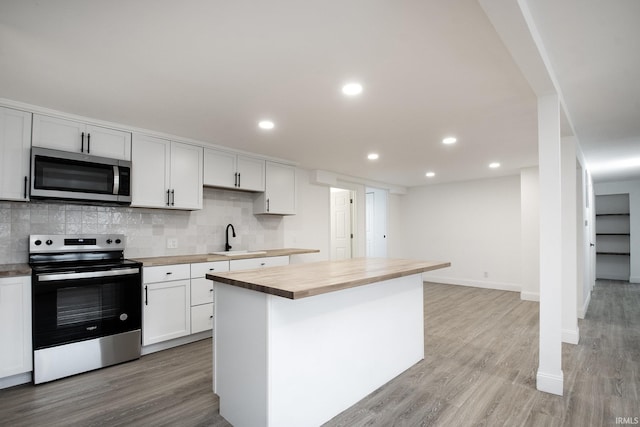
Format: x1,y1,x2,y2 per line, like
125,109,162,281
166,272,172,275
209,268,215,271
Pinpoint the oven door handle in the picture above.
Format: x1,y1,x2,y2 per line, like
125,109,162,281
36,267,140,282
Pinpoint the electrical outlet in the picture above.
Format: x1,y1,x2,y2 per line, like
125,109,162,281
166,238,178,249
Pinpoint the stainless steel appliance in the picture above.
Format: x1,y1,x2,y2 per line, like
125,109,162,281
31,147,132,204
29,234,142,384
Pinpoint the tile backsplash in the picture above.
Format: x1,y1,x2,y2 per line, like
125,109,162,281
0,187,284,264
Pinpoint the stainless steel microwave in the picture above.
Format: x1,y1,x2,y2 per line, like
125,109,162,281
31,147,132,204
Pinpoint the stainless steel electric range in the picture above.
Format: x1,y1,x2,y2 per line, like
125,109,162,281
29,234,142,384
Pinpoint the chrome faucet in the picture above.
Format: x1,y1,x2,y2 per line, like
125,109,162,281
225,224,236,251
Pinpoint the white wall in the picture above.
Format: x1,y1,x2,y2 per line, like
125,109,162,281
520,167,540,300
594,178,640,283
283,168,330,263
398,175,522,291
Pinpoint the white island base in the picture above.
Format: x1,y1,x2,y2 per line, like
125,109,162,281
213,273,425,427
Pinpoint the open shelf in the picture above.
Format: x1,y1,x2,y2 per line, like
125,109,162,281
596,252,631,256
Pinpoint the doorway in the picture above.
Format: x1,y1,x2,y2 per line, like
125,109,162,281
330,187,354,260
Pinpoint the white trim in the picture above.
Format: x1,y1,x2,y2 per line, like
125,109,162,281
630,276,640,284
578,291,591,319
141,330,211,355
423,275,520,293
562,327,579,344
536,370,564,396
0,371,32,389
520,291,540,301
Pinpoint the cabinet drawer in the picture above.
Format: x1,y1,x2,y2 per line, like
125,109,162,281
191,261,229,278
143,264,190,283
191,303,213,334
229,255,289,271
191,277,214,306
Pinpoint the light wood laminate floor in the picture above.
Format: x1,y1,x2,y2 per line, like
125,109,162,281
1,280,638,426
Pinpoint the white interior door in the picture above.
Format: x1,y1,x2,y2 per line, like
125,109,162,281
330,188,352,260
366,187,388,258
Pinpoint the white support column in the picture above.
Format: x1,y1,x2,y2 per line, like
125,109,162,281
561,137,579,344
537,93,564,395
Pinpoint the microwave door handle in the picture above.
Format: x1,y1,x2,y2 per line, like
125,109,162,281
113,166,120,195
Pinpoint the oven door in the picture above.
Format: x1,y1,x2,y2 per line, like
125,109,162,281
32,267,141,350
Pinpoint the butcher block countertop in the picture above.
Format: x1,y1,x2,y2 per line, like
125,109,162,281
207,257,451,300
132,248,319,267
0,263,31,278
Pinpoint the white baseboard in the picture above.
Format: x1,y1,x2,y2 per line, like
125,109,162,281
578,291,591,319
536,370,564,396
0,371,31,389
562,327,579,344
630,276,640,284
141,330,212,355
423,275,520,293
520,291,540,302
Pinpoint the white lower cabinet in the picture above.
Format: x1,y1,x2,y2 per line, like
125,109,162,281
0,276,32,380
142,265,191,346
229,255,290,271
191,261,229,334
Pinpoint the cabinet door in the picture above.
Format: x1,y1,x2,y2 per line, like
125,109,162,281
32,114,85,153
170,142,203,210
0,107,31,201
0,276,32,378
203,148,237,189
254,162,296,215
131,134,171,208
85,124,132,160
237,155,265,191
191,303,213,334
143,279,191,346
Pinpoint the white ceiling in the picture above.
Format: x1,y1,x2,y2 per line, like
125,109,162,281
0,0,638,187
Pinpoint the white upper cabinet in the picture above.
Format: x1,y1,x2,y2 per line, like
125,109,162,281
131,133,203,210
0,107,31,201
204,147,265,192
32,114,132,160
254,161,296,215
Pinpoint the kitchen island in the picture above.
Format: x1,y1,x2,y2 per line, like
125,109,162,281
207,257,450,427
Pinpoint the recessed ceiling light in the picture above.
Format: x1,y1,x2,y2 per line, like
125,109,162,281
342,82,363,96
489,162,501,169
258,120,275,130
367,153,379,160
425,172,435,178
442,137,457,145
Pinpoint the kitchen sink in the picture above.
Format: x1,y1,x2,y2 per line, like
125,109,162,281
210,250,267,256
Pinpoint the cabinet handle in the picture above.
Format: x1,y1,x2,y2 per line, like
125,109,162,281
171,189,175,206
166,272,173,275
238,172,241,187
209,315,214,319
209,268,215,271
144,285,148,305
260,262,266,266
209,288,214,292
81,132,85,152
166,189,171,206
234,172,238,187
87,133,91,154
24,176,28,199
267,198,270,212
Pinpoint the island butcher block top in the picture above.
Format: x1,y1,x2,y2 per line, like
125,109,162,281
207,257,451,299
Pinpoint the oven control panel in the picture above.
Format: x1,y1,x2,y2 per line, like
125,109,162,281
30,234,126,253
